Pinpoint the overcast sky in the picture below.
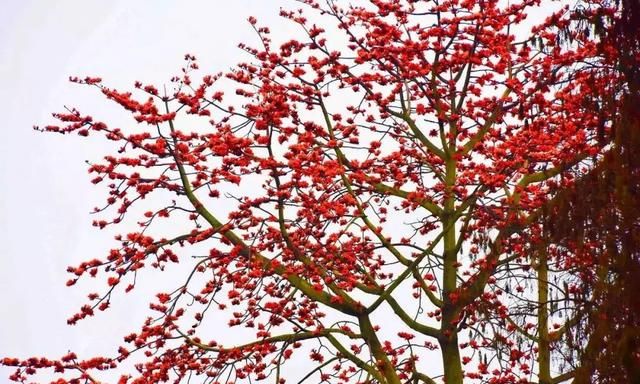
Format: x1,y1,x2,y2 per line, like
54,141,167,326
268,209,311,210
0,0,293,379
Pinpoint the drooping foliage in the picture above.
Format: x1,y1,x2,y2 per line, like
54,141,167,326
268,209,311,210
540,0,640,381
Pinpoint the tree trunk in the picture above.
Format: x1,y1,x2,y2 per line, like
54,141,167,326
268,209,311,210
440,335,464,384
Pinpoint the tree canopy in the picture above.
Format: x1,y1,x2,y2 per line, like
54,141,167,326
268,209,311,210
3,0,637,383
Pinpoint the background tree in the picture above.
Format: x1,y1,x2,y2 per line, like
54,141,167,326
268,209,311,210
2,0,626,383
535,0,640,382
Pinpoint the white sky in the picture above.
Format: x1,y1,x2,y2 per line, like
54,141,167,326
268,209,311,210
0,0,291,379
0,1,563,382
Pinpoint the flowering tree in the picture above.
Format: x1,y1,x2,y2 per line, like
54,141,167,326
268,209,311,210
2,0,627,383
